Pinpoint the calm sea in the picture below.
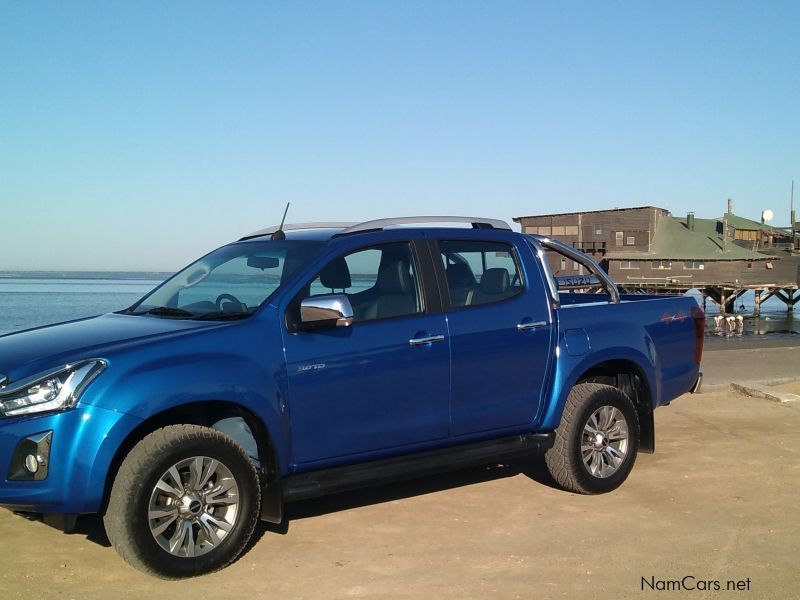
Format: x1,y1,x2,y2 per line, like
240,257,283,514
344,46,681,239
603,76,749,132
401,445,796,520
0,272,169,336
0,273,797,342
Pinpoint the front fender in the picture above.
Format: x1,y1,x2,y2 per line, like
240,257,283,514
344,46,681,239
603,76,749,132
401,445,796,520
80,351,290,475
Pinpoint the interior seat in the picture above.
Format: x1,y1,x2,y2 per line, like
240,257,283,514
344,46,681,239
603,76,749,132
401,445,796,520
364,260,418,320
467,268,511,306
319,256,351,292
445,262,477,307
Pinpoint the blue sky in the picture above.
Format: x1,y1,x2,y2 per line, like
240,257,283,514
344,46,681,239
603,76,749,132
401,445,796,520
1,1,798,271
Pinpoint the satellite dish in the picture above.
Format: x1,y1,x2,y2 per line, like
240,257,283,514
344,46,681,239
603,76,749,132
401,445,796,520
762,209,774,222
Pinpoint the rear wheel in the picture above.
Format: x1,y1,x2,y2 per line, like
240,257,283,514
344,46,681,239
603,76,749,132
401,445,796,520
545,383,639,494
104,425,260,578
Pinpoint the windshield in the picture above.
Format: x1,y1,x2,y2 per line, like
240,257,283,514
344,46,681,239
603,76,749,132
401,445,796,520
124,240,325,320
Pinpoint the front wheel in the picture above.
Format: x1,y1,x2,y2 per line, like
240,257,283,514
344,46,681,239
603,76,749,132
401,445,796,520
545,383,640,494
104,425,261,578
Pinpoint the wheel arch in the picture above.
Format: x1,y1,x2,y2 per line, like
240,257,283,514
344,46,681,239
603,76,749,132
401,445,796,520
574,359,655,453
97,400,282,521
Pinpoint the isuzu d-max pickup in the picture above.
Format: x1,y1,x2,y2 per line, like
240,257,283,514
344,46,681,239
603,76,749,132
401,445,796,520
0,216,703,578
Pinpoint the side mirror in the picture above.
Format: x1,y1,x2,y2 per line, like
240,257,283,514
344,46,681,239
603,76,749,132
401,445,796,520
300,294,354,329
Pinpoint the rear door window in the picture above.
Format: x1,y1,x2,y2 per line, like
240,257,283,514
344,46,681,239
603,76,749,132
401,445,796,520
438,240,523,308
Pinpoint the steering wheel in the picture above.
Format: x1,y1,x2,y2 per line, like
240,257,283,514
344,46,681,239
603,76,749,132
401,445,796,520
215,293,244,312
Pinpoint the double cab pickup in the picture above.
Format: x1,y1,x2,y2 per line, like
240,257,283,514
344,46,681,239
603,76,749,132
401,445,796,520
0,216,703,578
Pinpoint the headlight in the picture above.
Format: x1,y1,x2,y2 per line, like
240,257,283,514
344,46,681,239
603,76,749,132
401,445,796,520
0,360,107,418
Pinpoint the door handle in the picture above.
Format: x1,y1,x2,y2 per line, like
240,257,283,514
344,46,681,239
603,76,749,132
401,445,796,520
409,334,446,346
517,321,547,332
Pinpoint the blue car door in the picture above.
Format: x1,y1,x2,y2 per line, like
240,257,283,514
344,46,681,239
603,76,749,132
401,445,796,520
281,239,451,466
435,236,554,436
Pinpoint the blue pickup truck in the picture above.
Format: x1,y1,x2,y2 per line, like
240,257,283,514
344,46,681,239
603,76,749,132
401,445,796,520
0,216,703,578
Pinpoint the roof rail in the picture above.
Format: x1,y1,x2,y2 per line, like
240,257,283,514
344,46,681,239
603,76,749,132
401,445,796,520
240,216,512,241
334,216,512,236
240,222,358,241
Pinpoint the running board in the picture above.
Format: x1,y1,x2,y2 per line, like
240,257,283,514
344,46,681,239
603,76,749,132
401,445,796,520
282,432,555,502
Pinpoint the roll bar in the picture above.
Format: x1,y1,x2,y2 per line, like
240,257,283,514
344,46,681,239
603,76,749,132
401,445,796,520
527,235,620,304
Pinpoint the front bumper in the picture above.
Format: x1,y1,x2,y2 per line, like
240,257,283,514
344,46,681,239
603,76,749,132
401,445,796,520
0,404,142,514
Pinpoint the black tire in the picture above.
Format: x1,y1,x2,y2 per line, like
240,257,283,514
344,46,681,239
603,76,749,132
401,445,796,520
104,425,261,578
545,383,639,494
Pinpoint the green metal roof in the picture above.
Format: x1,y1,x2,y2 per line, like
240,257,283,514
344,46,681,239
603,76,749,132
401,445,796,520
607,215,771,261
721,213,790,234
675,213,789,235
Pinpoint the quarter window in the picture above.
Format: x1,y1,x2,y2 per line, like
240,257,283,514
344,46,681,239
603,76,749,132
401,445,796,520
439,240,523,308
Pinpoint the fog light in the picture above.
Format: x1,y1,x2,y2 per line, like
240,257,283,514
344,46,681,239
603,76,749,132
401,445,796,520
24,454,39,474
8,431,52,481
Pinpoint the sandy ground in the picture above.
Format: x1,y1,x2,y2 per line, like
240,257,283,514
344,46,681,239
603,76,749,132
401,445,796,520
769,380,800,395
1,347,799,599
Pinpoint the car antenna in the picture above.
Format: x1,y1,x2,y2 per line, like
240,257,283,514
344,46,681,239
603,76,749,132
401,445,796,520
272,202,290,240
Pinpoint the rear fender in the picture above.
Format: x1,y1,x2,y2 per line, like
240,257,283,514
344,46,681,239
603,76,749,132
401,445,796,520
540,344,658,436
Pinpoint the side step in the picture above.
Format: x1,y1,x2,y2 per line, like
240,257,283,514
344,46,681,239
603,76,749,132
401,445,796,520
282,432,555,502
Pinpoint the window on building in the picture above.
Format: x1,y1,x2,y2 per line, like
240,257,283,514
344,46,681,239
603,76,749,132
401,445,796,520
734,229,758,241
683,261,705,270
626,236,635,245
615,231,624,246
560,258,567,271
538,226,552,236
651,260,672,270
594,224,603,235
619,261,639,270
572,260,580,271
564,225,579,236
551,226,566,235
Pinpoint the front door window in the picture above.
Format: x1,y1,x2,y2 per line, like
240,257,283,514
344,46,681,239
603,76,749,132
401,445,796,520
298,242,422,322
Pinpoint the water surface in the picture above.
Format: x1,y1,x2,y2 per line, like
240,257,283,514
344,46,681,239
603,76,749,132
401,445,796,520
0,272,169,336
